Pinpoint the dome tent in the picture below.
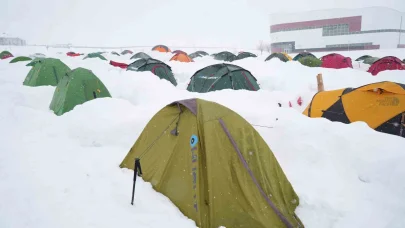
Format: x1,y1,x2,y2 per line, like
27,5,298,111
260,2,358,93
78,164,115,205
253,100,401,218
130,52,151,60
120,98,303,228
172,50,187,55
0,50,13,59
152,45,171,53
127,58,177,86
10,56,32,63
355,55,372,61
235,52,257,60
367,56,405,76
187,63,259,93
83,53,107,61
121,50,133,55
303,81,405,138
321,53,353,69
111,51,120,56
49,68,111,116
265,53,291,62
293,52,316,61
23,58,71,87
212,51,237,62
170,53,194,62
298,56,323,67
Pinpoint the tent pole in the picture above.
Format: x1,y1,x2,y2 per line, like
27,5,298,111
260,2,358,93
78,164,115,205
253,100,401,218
131,158,142,205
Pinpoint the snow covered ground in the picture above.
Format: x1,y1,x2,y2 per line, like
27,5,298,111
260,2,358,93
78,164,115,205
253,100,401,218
1,46,405,228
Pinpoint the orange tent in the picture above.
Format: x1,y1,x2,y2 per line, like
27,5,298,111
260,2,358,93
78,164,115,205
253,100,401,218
152,45,171,53
170,53,194,62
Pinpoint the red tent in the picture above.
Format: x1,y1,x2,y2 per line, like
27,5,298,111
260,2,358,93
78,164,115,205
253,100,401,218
321,53,353,69
109,60,128,69
1,54,13,60
367,56,405,76
66,52,81,57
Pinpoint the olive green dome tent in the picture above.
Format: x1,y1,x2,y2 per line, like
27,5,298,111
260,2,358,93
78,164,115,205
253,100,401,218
10,56,32,63
186,63,260,93
293,52,316,61
127,58,177,86
355,55,372,61
49,68,111,115
363,57,380,65
83,53,107,61
235,52,257,60
23,58,71,87
130,52,151,60
265,53,291,62
120,98,303,228
212,51,237,62
298,56,323,67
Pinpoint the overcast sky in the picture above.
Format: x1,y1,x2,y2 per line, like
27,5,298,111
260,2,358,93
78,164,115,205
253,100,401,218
1,0,404,48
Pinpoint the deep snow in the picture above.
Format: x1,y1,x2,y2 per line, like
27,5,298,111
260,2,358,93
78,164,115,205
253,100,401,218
1,46,405,228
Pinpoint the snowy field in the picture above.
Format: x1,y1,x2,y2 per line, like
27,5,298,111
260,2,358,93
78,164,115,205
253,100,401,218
1,46,405,228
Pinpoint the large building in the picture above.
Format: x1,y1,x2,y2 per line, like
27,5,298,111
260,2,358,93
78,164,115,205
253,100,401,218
0,37,26,46
269,7,405,53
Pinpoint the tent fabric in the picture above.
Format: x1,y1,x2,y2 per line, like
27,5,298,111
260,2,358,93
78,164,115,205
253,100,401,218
111,51,121,56
362,57,380,65
109,60,128,69
152,45,171,52
235,52,257,60
265,53,290,62
212,51,237,62
130,52,151,60
321,53,353,69
293,52,316,61
0,51,13,59
172,50,187,55
190,51,209,59
298,56,322,67
119,98,303,228
83,53,107,61
26,58,43,67
127,58,177,86
187,63,260,93
23,58,71,87
355,55,372,61
121,50,133,55
170,53,194,62
367,56,405,76
10,56,32,63
67,52,81,57
49,68,111,115
303,81,405,138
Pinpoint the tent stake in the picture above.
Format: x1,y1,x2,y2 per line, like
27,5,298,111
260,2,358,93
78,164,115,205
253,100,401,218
131,158,142,205
317,73,324,92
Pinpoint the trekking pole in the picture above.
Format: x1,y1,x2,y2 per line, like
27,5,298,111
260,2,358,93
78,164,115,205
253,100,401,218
131,158,142,205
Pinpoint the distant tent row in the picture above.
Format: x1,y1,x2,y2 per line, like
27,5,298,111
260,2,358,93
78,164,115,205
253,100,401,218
303,81,405,138
22,58,111,116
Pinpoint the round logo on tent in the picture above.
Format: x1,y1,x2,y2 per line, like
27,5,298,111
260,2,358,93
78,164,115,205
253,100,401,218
190,135,198,147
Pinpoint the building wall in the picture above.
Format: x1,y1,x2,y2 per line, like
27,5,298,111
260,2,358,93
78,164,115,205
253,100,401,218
269,7,405,53
0,37,27,46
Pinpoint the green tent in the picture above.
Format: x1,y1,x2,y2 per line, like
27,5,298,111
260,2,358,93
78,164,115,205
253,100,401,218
0,50,13,59
23,58,71,87
26,58,43,67
111,51,120,56
355,55,372,61
10,56,32,63
212,51,237,62
49,68,111,115
265,53,290,62
130,52,151,60
293,52,316,61
189,50,209,59
298,56,323,67
121,50,133,55
127,58,177,86
235,52,257,60
363,57,380,65
187,63,260,93
120,98,303,228
83,53,107,61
